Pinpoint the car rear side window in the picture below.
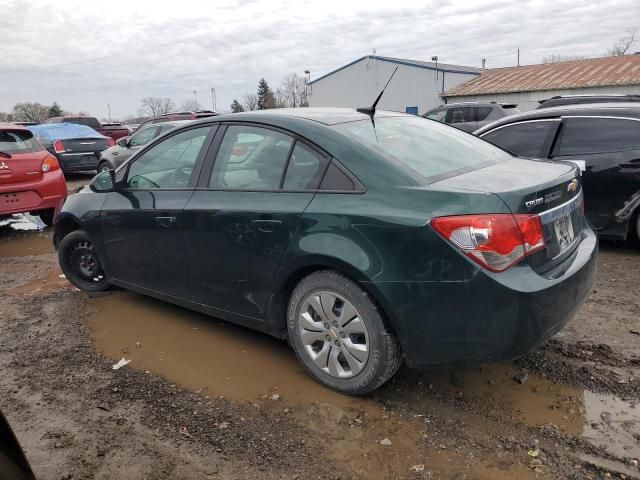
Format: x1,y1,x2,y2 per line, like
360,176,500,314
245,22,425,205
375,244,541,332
476,107,494,121
334,116,510,183
209,125,293,190
447,106,473,124
65,117,101,130
0,130,43,154
481,120,559,158
553,117,640,155
282,142,328,190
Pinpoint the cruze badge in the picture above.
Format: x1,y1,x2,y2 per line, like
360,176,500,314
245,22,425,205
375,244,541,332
567,179,579,193
0,161,8,169
525,197,544,209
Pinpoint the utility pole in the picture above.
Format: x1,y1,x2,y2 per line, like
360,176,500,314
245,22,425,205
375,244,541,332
107,103,111,122
517,48,520,67
210,87,216,111
193,90,198,110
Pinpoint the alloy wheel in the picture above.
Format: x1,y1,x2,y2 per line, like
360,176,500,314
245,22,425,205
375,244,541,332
298,290,369,378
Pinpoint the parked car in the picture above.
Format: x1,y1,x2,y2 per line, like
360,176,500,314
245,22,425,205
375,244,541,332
46,116,129,142
12,121,39,127
475,102,640,242
0,409,36,480
29,123,114,174
423,102,520,132
97,120,190,171
134,111,218,132
54,108,597,394
0,123,66,226
536,94,640,109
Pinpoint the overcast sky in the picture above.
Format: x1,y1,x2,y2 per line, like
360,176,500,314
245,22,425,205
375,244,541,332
2,0,638,119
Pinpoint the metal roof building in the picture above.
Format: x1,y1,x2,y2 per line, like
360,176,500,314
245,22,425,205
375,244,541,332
308,55,480,115
443,55,640,111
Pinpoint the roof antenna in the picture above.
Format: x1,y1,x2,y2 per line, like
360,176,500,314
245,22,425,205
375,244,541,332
357,66,398,117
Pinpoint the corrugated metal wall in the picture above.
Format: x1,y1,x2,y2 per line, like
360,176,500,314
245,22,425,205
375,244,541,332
309,58,478,115
445,84,640,111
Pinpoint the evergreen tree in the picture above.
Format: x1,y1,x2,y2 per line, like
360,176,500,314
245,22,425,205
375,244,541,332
230,99,244,113
48,102,63,118
256,78,275,110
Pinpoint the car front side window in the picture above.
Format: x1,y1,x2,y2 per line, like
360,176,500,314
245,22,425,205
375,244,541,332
126,126,210,189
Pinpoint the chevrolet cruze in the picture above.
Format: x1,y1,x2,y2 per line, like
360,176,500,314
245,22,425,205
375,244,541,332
54,108,597,394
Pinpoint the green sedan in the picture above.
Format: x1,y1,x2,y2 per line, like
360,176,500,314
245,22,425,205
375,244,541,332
54,108,597,394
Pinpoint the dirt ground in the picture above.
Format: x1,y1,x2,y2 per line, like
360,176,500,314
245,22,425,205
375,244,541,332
1,174,639,479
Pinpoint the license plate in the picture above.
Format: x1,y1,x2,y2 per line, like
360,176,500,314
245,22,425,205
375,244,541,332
553,213,575,250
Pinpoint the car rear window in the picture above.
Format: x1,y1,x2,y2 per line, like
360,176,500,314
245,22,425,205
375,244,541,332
65,117,101,130
0,129,43,154
333,116,510,183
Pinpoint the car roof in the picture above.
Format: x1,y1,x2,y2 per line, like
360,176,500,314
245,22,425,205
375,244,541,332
0,122,28,131
198,107,411,126
475,102,640,135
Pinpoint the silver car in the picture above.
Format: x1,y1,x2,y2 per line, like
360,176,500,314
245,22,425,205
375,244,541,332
97,120,190,171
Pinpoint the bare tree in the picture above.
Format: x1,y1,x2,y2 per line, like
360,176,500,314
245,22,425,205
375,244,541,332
181,98,201,112
12,102,51,122
139,97,176,117
607,28,638,56
273,88,288,108
280,73,307,107
243,94,258,111
541,54,587,64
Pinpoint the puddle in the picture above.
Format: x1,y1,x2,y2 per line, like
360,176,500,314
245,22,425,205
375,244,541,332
582,391,640,459
0,217,53,257
87,290,640,478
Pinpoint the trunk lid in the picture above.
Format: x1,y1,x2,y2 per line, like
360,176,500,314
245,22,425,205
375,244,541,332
0,151,47,185
432,158,584,271
59,137,110,153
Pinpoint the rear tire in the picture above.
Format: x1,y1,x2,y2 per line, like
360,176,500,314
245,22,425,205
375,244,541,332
58,230,111,292
287,270,402,394
37,208,55,227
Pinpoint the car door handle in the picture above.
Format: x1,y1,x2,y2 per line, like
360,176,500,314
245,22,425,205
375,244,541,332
251,219,282,232
155,216,177,228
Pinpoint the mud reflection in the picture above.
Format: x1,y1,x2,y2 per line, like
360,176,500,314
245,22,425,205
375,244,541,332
0,221,53,257
87,290,639,478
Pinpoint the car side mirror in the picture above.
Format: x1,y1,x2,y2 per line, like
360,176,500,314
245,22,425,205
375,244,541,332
90,169,116,193
116,137,129,148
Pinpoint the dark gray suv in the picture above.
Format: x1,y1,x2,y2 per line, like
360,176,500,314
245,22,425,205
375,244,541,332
423,102,520,132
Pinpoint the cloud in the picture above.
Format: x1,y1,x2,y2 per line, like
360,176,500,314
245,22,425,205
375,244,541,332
1,0,638,118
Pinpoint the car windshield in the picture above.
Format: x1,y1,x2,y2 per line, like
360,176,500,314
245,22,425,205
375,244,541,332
333,116,511,183
0,129,43,154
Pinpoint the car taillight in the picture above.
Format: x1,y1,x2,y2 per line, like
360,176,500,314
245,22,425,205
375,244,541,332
53,140,65,153
41,155,60,172
430,214,545,272
108,137,115,147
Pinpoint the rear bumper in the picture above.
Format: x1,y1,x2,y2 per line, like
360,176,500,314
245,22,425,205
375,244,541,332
0,170,67,216
367,225,598,368
56,152,101,172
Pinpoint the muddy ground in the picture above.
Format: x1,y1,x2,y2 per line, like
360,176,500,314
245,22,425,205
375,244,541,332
1,174,639,479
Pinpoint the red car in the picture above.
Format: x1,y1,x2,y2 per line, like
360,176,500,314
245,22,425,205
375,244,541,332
0,123,67,226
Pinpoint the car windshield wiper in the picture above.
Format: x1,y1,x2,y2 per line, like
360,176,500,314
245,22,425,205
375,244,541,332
0,150,12,159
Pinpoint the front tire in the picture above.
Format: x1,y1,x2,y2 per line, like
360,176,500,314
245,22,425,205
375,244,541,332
98,161,111,173
287,270,402,394
58,230,111,292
